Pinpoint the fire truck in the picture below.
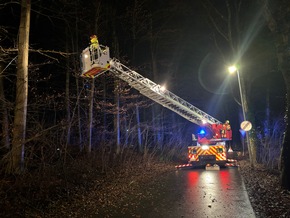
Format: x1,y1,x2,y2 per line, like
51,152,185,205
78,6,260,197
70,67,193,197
80,41,232,167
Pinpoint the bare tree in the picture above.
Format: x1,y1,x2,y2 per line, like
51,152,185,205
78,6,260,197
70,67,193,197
257,115,284,169
8,0,31,173
260,0,290,190
86,0,101,153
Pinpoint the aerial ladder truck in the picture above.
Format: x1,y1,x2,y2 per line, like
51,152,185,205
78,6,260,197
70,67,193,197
80,40,233,167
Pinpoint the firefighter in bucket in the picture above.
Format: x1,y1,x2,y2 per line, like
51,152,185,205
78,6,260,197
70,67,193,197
89,35,100,62
90,35,99,49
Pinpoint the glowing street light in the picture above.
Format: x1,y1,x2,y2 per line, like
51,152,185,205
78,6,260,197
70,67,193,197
228,65,238,74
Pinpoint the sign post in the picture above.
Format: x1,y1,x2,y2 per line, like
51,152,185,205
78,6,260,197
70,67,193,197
240,121,252,156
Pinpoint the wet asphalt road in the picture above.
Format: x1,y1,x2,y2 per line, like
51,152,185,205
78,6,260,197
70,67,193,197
119,167,256,218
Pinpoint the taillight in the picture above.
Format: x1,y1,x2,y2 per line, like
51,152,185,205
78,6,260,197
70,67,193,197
189,154,197,161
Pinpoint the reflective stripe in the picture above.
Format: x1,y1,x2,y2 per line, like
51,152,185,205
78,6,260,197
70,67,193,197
189,145,226,161
175,163,192,168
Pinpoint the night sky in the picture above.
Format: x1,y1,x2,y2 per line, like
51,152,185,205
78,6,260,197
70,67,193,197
0,0,286,148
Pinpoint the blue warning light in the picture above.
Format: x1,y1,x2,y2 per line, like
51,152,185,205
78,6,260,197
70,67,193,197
199,129,206,135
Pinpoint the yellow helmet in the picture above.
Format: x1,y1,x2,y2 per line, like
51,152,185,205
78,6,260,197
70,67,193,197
90,35,97,39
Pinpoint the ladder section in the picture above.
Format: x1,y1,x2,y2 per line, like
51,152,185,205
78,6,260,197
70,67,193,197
110,58,221,126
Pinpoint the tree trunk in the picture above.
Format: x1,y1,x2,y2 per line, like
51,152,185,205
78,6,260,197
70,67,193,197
87,79,95,153
0,63,10,149
75,77,83,151
280,76,290,189
239,73,257,167
102,78,107,143
114,80,121,155
73,0,82,152
9,0,31,173
136,104,142,152
124,114,129,146
130,0,143,152
112,23,121,154
86,0,101,154
278,23,290,189
65,28,71,146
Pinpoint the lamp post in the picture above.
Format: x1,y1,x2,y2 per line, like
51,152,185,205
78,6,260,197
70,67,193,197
228,65,248,156
228,66,246,121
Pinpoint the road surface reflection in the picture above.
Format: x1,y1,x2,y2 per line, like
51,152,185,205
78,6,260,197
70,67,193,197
183,168,255,218
109,168,256,218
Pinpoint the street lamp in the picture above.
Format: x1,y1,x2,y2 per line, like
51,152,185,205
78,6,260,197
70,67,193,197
228,65,248,156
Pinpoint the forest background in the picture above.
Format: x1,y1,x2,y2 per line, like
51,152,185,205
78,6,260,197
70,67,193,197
0,0,289,211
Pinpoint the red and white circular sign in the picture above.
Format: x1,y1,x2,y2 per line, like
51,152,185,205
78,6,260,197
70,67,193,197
240,121,252,131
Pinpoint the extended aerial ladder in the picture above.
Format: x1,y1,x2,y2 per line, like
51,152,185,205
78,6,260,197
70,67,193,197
81,45,222,126
81,43,232,166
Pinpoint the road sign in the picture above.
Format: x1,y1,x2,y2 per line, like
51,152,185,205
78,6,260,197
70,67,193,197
240,121,252,131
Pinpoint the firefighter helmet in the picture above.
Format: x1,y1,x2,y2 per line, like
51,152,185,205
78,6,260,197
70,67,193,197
90,35,97,39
